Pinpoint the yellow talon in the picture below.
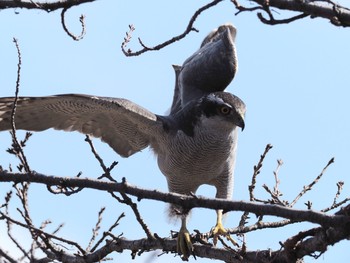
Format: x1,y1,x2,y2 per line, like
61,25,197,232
176,218,195,261
211,210,239,247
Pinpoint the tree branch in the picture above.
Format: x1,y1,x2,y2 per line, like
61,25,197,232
290,157,334,207
0,0,96,12
248,0,350,26
84,223,350,263
2,219,350,263
1,171,349,228
60,8,86,41
121,0,224,56
0,247,17,263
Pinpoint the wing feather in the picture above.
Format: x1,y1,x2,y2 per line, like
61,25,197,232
0,94,163,157
178,24,237,106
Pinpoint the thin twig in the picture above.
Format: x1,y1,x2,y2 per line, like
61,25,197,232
0,247,17,263
46,183,84,195
121,0,224,56
86,207,105,252
121,24,135,54
85,135,118,181
3,189,29,260
261,159,287,206
290,158,335,207
1,191,12,208
257,12,309,25
85,136,154,240
322,197,350,213
5,214,30,260
52,223,65,236
229,219,292,234
332,181,344,206
111,192,155,240
321,181,350,212
0,211,87,255
273,159,283,195
46,172,84,195
10,38,31,174
60,8,86,41
249,144,273,201
231,0,265,15
90,212,125,252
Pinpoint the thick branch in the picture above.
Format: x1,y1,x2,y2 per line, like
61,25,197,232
0,0,96,11
251,0,350,26
82,237,276,263
3,230,348,263
1,171,349,228
86,224,350,263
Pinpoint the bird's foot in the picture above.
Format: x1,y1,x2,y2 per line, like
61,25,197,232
210,221,239,247
176,226,195,261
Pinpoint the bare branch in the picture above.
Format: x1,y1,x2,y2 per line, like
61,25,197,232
90,212,125,253
290,158,335,207
121,0,224,56
0,247,17,263
4,212,30,260
230,219,293,235
61,8,86,41
10,38,31,174
1,171,349,228
321,181,350,212
231,0,265,15
2,191,29,261
121,24,135,54
249,144,273,202
111,192,155,240
273,159,283,194
261,159,287,206
282,224,350,260
257,12,309,25
332,181,344,206
248,0,350,27
2,214,349,263
0,0,96,12
86,207,105,252
1,212,87,255
238,144,273,240
84,136,154,240
85,135,118,181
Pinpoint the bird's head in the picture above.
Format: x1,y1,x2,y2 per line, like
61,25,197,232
175,92,246,136
199,92,245,131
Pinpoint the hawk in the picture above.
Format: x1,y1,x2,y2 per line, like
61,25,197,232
0,24,245,260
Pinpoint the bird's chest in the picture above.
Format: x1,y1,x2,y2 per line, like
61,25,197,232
154,128,237,186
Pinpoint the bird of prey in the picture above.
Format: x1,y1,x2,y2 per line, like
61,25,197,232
0,24,244,260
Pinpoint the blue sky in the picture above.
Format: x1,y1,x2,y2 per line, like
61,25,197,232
0,0,349,262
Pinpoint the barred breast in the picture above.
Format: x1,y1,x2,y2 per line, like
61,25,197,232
155,127,238,197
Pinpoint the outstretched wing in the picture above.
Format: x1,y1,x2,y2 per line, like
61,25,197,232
0,94,163,157
174,24,238,109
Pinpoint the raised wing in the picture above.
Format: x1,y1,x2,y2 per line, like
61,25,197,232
169,65,182,115
171,24,237,112
0,94,163,157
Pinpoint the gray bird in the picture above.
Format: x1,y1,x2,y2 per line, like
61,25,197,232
168,23,242,258
0,24,244,260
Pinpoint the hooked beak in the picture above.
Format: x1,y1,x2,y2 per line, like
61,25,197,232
236,113,245,131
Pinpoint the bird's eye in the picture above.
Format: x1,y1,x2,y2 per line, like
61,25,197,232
220,106,231,115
